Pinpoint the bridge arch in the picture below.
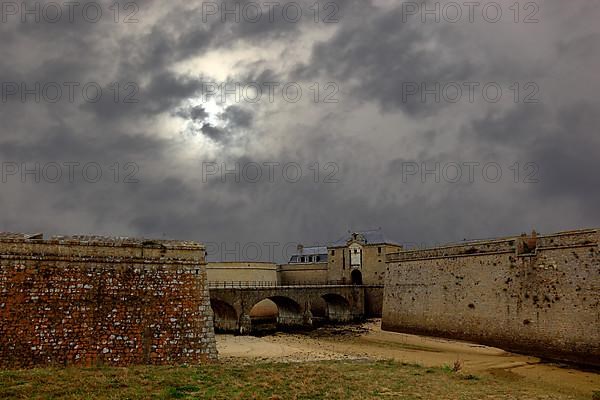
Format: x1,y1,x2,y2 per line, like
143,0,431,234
322,293,353,322
210,298,238,333
208,285,366,335
248,295,306,331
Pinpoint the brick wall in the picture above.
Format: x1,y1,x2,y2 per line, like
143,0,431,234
0,233,217,368
382,229,600,367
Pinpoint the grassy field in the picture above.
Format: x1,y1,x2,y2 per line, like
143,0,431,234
0,360,593,400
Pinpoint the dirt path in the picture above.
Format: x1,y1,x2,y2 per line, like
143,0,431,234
216,319,600,397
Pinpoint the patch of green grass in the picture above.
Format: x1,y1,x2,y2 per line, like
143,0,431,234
441,364,454,373
0,360,591,399
592,390,600,400
441,360,463,374
165,384,200,398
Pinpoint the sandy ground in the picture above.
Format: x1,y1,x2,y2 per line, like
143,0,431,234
216,319,600,397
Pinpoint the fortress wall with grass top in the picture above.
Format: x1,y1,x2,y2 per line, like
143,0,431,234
0,233,217,368
382,229,600,367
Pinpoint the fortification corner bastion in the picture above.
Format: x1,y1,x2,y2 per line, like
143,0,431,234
0,233,218,369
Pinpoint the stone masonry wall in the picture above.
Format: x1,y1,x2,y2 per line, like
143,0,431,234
382,229,599,366
364,286,384,317
207,262,279,283
0,233,218,368
279,263,328,284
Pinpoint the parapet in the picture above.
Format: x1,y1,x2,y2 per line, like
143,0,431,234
387,228,598,262
0,232,205,264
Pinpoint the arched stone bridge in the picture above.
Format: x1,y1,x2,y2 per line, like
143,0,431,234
209,284,372,334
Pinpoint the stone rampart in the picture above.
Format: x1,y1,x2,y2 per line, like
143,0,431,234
0,233,217,368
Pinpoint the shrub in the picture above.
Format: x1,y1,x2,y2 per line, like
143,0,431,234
452,359,463,373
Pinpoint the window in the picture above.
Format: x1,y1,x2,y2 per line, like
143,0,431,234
378,246,382,254
331,249,335,256
316,255,321,262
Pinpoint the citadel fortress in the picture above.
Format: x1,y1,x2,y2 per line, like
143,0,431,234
0,228,598,369
207,229,401,287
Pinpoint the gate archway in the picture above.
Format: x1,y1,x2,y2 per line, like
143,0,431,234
351,269,363,285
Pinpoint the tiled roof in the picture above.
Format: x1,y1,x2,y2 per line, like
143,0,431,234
295,246,328,256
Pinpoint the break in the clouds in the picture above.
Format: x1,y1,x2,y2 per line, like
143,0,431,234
0,0,599,262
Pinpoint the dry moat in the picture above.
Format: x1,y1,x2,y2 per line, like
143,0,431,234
218,319,600,399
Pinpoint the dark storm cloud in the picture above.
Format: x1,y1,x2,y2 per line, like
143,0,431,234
516,103,600,211
0,0,599,260
292,1,476,116
222,105,253,128
190,106,210,121
174,105,208,121
292,0,600,237
200,124,226,142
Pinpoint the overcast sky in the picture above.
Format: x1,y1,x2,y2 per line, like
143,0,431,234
0,0,598,262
